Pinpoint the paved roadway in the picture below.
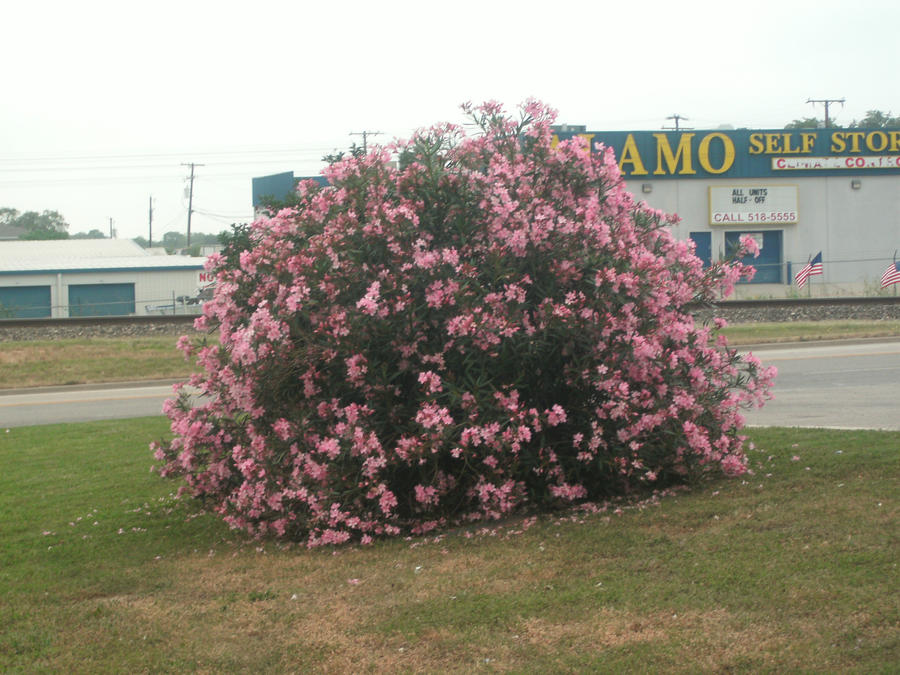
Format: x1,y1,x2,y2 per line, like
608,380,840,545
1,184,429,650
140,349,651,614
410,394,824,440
0,340,898,430
741,338,900,430
0,381,179,428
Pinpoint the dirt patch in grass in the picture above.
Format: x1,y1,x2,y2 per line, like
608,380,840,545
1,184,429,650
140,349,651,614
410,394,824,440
519,608,790,666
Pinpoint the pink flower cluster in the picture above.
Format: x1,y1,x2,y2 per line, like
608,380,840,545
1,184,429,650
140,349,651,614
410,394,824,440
152,100,775,546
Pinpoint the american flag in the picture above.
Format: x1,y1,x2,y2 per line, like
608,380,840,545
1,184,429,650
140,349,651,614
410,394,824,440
881,261,900,288
794,252,823,288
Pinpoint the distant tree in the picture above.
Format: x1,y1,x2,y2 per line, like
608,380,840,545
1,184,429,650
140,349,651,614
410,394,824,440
21,229,70,240
786,109,900,129
0,207,69,239
155,230,225,253
192,231,226,246
0,207,20,226
162,231,188,252
70,229,107,239
849,110,900,128
16,210,69,240
784,116,822,129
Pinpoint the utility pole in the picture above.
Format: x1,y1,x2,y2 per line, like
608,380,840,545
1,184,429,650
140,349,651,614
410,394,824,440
350,130,381,153
108,217,115,239
663,114,691,131
181,163,204,248
148,196,153,248
806,97,845,128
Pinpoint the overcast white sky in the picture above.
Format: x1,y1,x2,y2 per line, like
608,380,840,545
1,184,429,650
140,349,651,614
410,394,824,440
1,0,898,242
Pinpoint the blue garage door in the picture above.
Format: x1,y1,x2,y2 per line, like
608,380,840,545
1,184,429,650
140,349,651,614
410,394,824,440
689,232,712,268
68,283,135,317
725,231,783,284
0,286,52,318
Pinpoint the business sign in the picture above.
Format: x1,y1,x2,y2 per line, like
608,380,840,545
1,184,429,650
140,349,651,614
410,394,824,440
551,128,900,179
708,185,798,225
772,155,900,170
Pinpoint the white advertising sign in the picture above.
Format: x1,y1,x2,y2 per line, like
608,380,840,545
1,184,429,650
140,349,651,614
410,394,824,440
772,155,900,171
709,185,798,225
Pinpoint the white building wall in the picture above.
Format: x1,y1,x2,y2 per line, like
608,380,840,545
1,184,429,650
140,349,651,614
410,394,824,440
625,173,900,298
0,267,208,317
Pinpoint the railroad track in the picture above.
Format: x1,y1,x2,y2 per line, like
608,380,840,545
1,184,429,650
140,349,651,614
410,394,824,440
0,297,898,333
704,296,900,309
0,314,199,330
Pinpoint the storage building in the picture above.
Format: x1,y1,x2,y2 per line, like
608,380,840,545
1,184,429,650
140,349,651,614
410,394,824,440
553,126,900,297
0,239,212,318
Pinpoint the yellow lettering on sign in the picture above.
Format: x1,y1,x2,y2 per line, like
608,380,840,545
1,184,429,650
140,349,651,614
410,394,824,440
891,131,900,152
755,132,810,154
749,133,765,155
618,134,648,176
653,133,695,175
782,133,801,154
801,132,816,153
698,133,735,174
831,132,846,153
845,131,865,153
866,131,888,152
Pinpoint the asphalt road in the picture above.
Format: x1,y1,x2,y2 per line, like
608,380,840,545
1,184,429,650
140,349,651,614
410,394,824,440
0,381,178,428
741,339,900,430
0,339,898,430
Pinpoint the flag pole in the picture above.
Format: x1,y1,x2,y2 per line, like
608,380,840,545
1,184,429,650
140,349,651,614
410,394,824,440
894,250,898,297
806,254,812,298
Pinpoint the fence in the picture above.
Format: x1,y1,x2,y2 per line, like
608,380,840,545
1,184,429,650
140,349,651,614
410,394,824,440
0,293,207,320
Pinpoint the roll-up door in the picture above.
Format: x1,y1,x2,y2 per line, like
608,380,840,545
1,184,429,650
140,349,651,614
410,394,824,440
68,283,135,316
0,286,52,318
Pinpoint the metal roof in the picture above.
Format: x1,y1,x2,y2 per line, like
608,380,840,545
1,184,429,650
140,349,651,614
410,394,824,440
0,239,205,274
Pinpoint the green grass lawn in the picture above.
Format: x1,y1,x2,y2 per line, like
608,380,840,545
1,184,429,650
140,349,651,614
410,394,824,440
721,319,900,346
0,336,208,389
1,419,897,672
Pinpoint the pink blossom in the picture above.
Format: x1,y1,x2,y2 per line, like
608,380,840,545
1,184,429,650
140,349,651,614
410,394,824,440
345,354,368,385
417,370,443,394
739,234,761,258
415,403,454,430
547,405,567,427
356,281,381,316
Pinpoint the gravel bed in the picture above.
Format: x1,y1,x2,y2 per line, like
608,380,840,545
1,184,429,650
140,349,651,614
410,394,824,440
698,301,900,324
0,320,198,342
1,301,899,341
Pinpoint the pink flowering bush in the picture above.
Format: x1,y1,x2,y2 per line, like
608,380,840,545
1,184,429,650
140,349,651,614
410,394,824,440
152,101,775,546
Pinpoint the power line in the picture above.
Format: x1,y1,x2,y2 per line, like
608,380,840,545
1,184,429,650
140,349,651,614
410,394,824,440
192,207,253,219
806,97,845,128
0,144,351,165
0,155,329,174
